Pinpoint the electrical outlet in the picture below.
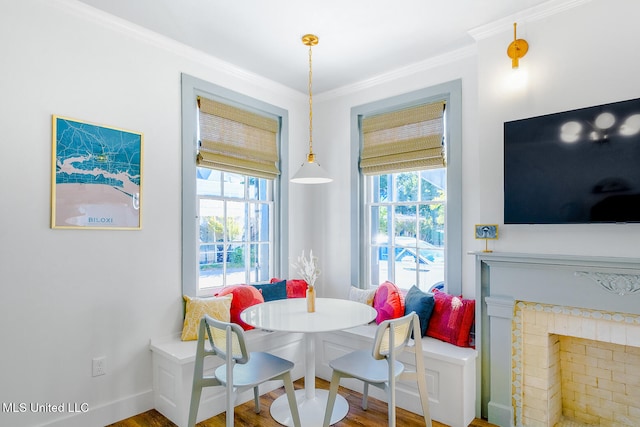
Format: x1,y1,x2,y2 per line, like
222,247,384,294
92,356,106,377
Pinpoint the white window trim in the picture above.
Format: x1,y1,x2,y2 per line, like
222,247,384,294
350,80,462,295
181,73,290,297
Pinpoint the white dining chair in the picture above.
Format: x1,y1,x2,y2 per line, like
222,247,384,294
322,312,432,427
187,314,302,427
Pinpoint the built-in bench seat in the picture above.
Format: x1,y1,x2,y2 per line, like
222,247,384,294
149,329,305,427
315,324,477,427
150,322,476,427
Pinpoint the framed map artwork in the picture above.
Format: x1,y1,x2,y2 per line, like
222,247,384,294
51,116,143,229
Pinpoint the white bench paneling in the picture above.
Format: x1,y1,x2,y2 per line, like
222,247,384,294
149,330,305,427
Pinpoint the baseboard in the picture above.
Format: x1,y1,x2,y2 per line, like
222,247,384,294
40,390,153,427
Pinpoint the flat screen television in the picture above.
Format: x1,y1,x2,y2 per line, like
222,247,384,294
504,97,640,224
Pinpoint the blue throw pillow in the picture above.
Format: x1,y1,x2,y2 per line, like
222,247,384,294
404,285,435,337
252,280,287,302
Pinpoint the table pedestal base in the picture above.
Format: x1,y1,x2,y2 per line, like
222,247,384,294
270,389,348,427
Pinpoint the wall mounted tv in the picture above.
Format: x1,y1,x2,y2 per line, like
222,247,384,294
504,97,640,224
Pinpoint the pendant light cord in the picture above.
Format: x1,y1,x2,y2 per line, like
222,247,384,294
308,42,314,161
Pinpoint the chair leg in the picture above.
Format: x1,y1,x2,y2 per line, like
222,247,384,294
362,382,369,410
187,384,202,427
416,372,432,427
323,371,341,427
226,386,234,427
253,386,261,413
282,372,302,427
388,380,396,427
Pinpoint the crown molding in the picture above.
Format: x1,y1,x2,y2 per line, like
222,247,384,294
468,0,592,41
53,0,302,100
315,45,476,102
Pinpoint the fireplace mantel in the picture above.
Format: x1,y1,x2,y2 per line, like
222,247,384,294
472,252,640,426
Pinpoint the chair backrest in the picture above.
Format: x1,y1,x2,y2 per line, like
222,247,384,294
198,314,250,364
372,312,419,361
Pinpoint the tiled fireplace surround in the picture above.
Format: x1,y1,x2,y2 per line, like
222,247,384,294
474,253,640,427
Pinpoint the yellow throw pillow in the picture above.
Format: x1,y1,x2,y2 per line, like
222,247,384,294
181,294,233,341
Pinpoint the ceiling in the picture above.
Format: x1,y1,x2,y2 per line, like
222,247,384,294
76,0,552,94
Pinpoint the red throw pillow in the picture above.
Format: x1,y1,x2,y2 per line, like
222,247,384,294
270,278,308,298
426,289,475,347
215,285,264,330
372,281,405,324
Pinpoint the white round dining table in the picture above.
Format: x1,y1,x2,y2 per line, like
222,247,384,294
241,297,377,427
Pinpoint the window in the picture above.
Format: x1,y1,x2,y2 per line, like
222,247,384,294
367,170,446,291
197,171,274,290
351,80,462,296
182,74,289,297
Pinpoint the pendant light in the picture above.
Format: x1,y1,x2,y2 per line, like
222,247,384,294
291,34,332,184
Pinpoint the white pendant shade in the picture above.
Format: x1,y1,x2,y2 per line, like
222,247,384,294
290,160,332,184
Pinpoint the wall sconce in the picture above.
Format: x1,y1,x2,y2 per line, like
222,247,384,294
507,22,528,69
475,224,498,253
291,34,332,184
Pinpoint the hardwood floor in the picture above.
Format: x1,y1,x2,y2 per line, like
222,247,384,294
108,378,496,427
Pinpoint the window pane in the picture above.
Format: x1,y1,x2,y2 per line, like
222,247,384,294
249,202,270,243
227,201,246,243
372,245,390,287
418,204,445,249
224,242,245,285
420,169,446,202
199,199,224,289
370,205,388,245
223,172,245,198
197,167,221,196
250,243,270,283
393,205,416,241
372,174,390,203
396,172,418,202
248,177,269,200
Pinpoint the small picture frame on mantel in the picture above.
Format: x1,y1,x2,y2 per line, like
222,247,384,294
475,224,498,252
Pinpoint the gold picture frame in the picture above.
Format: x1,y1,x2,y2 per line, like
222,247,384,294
475,224,498,252
51,116,143,229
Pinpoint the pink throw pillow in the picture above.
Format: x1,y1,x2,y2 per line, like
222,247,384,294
372,281,405,324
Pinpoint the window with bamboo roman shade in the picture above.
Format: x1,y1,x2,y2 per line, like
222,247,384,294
197,96,280,179
360,100,446,175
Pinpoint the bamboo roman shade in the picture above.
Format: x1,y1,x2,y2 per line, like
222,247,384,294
360,100,446,175
197,96,280,179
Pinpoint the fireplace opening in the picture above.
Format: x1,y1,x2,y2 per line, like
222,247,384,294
513,302,640,427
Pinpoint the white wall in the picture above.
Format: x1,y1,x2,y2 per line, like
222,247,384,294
0,1,305,426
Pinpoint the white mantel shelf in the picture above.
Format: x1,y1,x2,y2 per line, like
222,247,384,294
470,251,640,270
470,251,640,426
